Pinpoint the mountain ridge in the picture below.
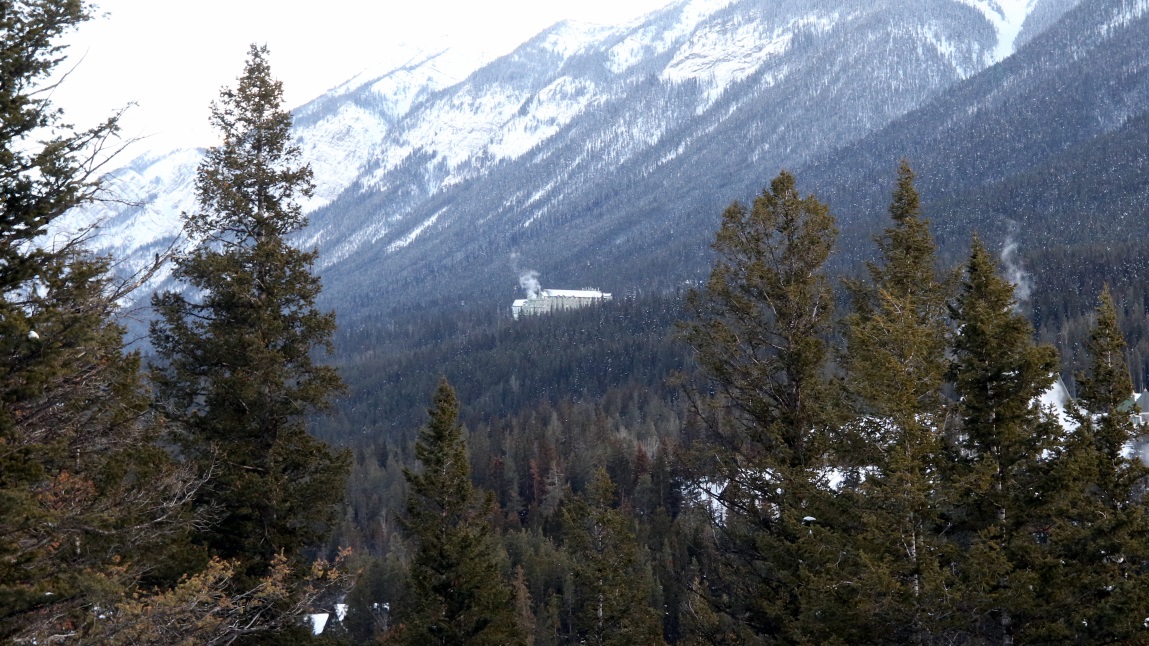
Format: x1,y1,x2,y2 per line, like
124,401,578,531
67,0,1131,326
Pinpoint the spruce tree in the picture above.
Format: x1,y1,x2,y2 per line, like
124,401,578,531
0,0,115,296
563,467,664,646
1,2,199,640
150,44,349,592
843,161,953,641
399,379,522,645
946,236,1060,643
681,171,859,642
1031,286,1149,642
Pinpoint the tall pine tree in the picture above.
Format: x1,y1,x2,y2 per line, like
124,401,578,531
946,236,1060,643
843,161,953,642
1,2,199,640
681,171,860,642
563,467,665,646
150,44,349,598
1030,286,1149,642
398,379,522,645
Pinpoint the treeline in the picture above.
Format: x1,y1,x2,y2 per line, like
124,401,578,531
323,291,688,443
335,165,1149,644
1,9,347,643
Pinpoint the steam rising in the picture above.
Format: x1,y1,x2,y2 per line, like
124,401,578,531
1000,238,1032,303
519,270,542,300
1134,437,1149,467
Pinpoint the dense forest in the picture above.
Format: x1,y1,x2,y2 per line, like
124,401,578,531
5,2,1149,644
324,166,1149,645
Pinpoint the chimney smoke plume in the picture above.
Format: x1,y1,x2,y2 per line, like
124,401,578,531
519,270,542,300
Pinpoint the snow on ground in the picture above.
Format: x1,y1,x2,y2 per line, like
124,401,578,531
309,613,329,635
954,0,1036,61
296,104,388,212
387,207,446,252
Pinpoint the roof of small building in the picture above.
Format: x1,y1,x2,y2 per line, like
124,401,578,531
541,289,610,298
1118,391,1149,413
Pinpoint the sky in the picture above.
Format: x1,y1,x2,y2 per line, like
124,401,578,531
53,0,677,158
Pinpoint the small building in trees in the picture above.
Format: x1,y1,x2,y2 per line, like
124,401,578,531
1119,390,1149,427
512,288,612,319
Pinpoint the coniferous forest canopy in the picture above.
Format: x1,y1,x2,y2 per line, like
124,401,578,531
5,1,1149,644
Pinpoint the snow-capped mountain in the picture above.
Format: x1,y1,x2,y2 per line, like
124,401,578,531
74,0,1128,323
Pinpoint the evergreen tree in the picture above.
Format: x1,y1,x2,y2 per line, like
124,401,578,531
511,565,537,646
344,555,408,642
843,161,953,641
563,467,664,646
681,171,859,642
150,44,349,596
0,0,115,297
1030,286,1149,642
0,3,198,640
946,236,1060,643
399,379,522,645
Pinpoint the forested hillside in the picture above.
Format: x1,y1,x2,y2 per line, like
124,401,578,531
7,0,1149,643
325,165,1149,644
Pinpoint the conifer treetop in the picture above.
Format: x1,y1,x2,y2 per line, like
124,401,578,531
1077,284,1133,414
0,0,120,293
189,44,314,246
869,160,938,299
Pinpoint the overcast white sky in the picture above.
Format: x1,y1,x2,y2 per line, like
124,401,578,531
53,0,676,157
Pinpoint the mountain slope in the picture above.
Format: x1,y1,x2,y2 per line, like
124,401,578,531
800,0,1149,250
306,0,1026,321
71,0,1084,322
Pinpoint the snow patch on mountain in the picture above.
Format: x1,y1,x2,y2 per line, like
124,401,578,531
388,207,446,252
662,19,793,108
367,50,486,119
78,148,200,250
954,0,1037,61
541,21,621,58
607,0,738,73
607,31,652,74
324,218,388,268
310,47,499,117
661,21,786,84
362,66,606,192
296,103,388,211
367,83,531,184
660,0,739,50
490,76,601,159
919,22,977,78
